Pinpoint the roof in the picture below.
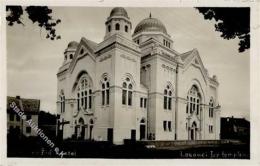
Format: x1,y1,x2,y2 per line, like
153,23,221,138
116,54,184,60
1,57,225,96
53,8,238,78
7,96,40,114
180,49,194,61
7,97,21,111
81,37,98,54
221,117,250,128
110,7,128,18
133,16,168,36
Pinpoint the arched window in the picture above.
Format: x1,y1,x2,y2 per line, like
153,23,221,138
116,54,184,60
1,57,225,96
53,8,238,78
84,91,87,109
128,84,133,106
108,25,111,32
60,93,65,113
77,93,80,111
70,54,73,59
125,25,128,32
122,82,127,105
102,84,105,105
163,85,173,110
106,82,110,104
168,91,172,110
163,90,167,109
89,89,92,109
101,77,110,105
63,96,65,112
187,85,201,115
122,77,133,106
186,96,189,113
77,76,92,111
115,23,120,30
209,98,214,118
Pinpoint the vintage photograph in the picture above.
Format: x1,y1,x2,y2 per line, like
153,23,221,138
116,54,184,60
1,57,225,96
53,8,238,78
6,6,250,159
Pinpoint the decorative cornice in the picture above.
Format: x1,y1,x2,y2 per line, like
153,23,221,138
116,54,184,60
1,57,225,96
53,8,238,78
209,78,219,86
57,62,70,76
57,69,68,77
96,42,115,56
139,37,179,56
132,30,172,39
106,17,132,26
141,54,153,61
99,54,112,62
120,54,136,62
161,63,176,72
96,34,140,55
115,42,141,56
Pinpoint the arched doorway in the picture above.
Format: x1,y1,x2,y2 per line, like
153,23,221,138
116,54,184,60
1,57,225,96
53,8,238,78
140,119,146,140
190,121,197,140
78,118,85,140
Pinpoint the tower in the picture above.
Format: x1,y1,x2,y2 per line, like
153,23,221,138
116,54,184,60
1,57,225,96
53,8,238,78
63,41,78,64
104,7,132,40
95,7,142,144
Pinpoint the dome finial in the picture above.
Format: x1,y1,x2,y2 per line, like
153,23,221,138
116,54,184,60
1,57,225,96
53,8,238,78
149,12,152,18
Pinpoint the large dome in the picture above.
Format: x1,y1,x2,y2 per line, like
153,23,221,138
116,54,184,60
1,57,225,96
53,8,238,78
133,16,168,35
110,7,128,18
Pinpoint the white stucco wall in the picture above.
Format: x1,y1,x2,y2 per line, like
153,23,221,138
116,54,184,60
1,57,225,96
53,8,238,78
56,8,220,144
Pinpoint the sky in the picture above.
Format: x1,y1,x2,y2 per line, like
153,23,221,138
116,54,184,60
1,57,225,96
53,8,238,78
6,7,250,120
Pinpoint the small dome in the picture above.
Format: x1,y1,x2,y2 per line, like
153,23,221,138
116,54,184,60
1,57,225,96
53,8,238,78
110,7,128,18
133,16,168,35
67,41,78,49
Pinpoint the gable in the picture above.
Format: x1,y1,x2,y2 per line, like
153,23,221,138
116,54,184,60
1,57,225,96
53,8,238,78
69,37,97,73
182,49,209,84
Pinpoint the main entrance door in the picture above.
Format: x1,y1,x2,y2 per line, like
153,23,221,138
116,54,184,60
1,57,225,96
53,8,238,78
81,126,85,139
78,118,85,139
190,121,197,140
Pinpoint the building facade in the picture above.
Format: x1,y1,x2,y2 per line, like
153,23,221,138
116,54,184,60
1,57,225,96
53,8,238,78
221,117,250,142
57,7,221,144
7,96,40,137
